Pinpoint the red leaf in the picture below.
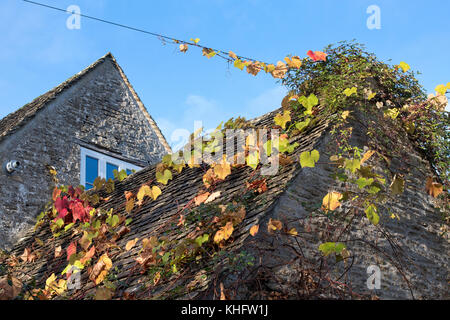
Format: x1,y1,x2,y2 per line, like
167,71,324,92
70,201,85,223
307,50,327,62
55,196,69,213
67,242,77,261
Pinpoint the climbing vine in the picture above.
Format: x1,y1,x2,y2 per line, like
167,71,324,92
0,41,448,300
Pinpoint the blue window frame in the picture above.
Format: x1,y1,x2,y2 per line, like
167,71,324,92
80,147,142,190
106,163,119,181
85,156,99,190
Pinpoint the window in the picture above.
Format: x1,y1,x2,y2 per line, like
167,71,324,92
80,147,142,190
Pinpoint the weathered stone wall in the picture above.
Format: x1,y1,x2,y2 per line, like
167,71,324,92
0,57,168,250
236,110,449,299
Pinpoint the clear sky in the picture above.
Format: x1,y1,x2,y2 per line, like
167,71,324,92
1,0,449,148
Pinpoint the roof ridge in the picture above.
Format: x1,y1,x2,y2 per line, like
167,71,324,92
0,53,112,142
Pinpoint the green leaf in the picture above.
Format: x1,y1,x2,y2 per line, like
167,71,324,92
156,169,173,185
355,177,374,189
195,234,209,247
295,118,311,132
279,138,299,154
343,87,357,97
300,150,320,168
318,242,346,256
298,94,318,115
390,174,405,195
365,204,380,225
344,158,361,173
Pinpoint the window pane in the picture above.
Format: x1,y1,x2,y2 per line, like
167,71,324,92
106,163,119,181
86,156,98,189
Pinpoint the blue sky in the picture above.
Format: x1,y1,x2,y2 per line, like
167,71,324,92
1,0,449,148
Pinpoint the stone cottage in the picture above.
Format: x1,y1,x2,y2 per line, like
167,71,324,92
8,104,449,300
0,53,171,250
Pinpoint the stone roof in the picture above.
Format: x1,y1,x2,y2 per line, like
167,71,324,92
0,53,171,153
7,102,449,300
9,107,332,299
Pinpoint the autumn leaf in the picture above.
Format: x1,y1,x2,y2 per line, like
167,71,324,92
151,186,162,200
125,238,139,251
54,246,63,258
307,50,327,62
249,224,259,236
234,59,245,70
246,179,268,194
274,110,291,129
365,204,380,225
322,192,343,211
214,222,234,243
390,174,405,195
267,218,282,234
287,228,298,236
66,242,77,261
228,51,237,59
190,38,200,44
80,246,96,264
89,253,113,285
45,274,66,296
205,191,221,204
425,177,443,198
360,150,375,165
179,44,188,53
156,169,172,185
214,156,231,180
79,231,92,251
20,248,36,263
194,192,210,206
95,287,114,300
271,61,287,79
398,61,410,72
344,158,361,173
284,56,302,69
246,61,261,76
435,84,447,96
125,198,135,213
202,169,218,188
341,110,350,120
0,276,22,300
319,242,346,256
246,151,260,170
300,150,320,168
343,87,357,97
202,48,216,59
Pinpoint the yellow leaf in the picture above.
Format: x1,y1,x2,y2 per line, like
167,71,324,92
274,110,291,129
360,150,375,165
214,222,234,243
264,64,276,73
202,169,217,188
137,185,152,203
151,186,162,200
287,228,298,236
228,51,237,59
341,110,350,120
234,59,245,71
249,224,259,237
398,61,410,72
435,84,447,96
322,192,343,211
125,238,139,251
190,38,200,44
214,157,231,180
343,87,357,96
284,56,302,69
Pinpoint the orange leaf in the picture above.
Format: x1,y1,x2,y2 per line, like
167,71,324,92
249,224,259,237
194,192,210,206
267,219,282,234
179,44,188,53
125,238,139,251
426,177,443,198
307,50,327,62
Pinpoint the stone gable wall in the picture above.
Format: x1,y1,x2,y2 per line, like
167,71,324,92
0,58,168,250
